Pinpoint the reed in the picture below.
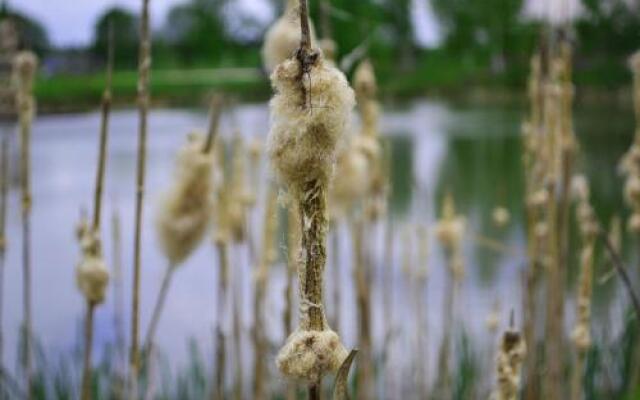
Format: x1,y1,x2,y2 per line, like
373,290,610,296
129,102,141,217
284,202,299,400
76,29,114,399
435,193,465,399
415,224,430,399
212,137,229,400
0,136,7,396
253,184,278,400
130,0,152,396
13,50,38,400
110,207,126,397
268,1,354,398
569,175,597,400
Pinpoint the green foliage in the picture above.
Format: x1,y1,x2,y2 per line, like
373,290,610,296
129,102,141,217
91,7,139,69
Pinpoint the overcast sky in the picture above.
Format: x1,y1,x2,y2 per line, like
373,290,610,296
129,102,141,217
10,0,582,48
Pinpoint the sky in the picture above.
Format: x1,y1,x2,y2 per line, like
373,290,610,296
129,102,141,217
10,0,583,48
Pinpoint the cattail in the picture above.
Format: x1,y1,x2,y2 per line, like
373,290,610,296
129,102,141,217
492,206,511,229
14,50,37,399
269,1,353,394
146,126,218,354
130,0,152,393
228,134,252,242
492,315,527,400
330,138,370,217
156,133,214,265
261,0,317,74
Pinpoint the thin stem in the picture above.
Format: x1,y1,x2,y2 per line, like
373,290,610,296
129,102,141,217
598,227,640,321
111,208,126,396
143,266,175,354
213,242,228,400
298,0,311,51
80,302,96,400
308,383,320,400
204,95,223,154
0,137,7,381
130,0,152,393
92,21,114,230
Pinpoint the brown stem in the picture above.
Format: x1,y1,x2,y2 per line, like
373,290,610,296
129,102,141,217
0,137,7,377
299,179,328,331
92,20,114,230
285,206,298,400
204,95,223,154
299,0,311,51
130,0,152,393
213,242,228,400
598,227,640,321
352,218,372,400
111,208,126,397
81,302,96,400
308,383,320,400
143,265,174,354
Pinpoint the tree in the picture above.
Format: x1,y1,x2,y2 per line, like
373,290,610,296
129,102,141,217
92,7,139,68
163,0,230,66
0,4,49,55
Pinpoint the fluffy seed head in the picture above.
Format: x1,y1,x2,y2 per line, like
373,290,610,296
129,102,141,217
494,328,527,400
156,132,214,265
624,175,640,206
75,218,109,304
276,328,348,383
492,207,510,228
267,54,355,193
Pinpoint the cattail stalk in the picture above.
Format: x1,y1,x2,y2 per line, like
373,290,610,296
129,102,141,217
284,205,299,400
14,50,38,400
111,208,126,397
80,25,114,400
130,0,152,395
253,185,278,400
0,137,7,390
269,2,354,398
353,218,373,400
212,138,229,400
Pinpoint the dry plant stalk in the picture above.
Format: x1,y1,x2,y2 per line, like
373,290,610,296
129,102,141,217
521,51,546,400
212,138,230,400
492,315,527,400
261,0,317,74
415,225,430,399
569,176,597,400
130,0,152,395
284,202,300,400
111,208,126,397
0,137,7,384
352,217,373,400
13,50,38,400
544,41,576,400
435,193,465,398
253,184,279,400
268,1,354,398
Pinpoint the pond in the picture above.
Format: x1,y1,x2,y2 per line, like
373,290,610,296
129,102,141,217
0,98,634,392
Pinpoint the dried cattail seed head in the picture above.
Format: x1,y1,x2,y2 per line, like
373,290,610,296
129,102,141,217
494,325,527,400
628,212,640,234
156,132,214,265
77,255,110,304
492,207,510,228
13,51,38,91
436,195,465,250
624,175,640,206
267,54,355,193
276,328,348,383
